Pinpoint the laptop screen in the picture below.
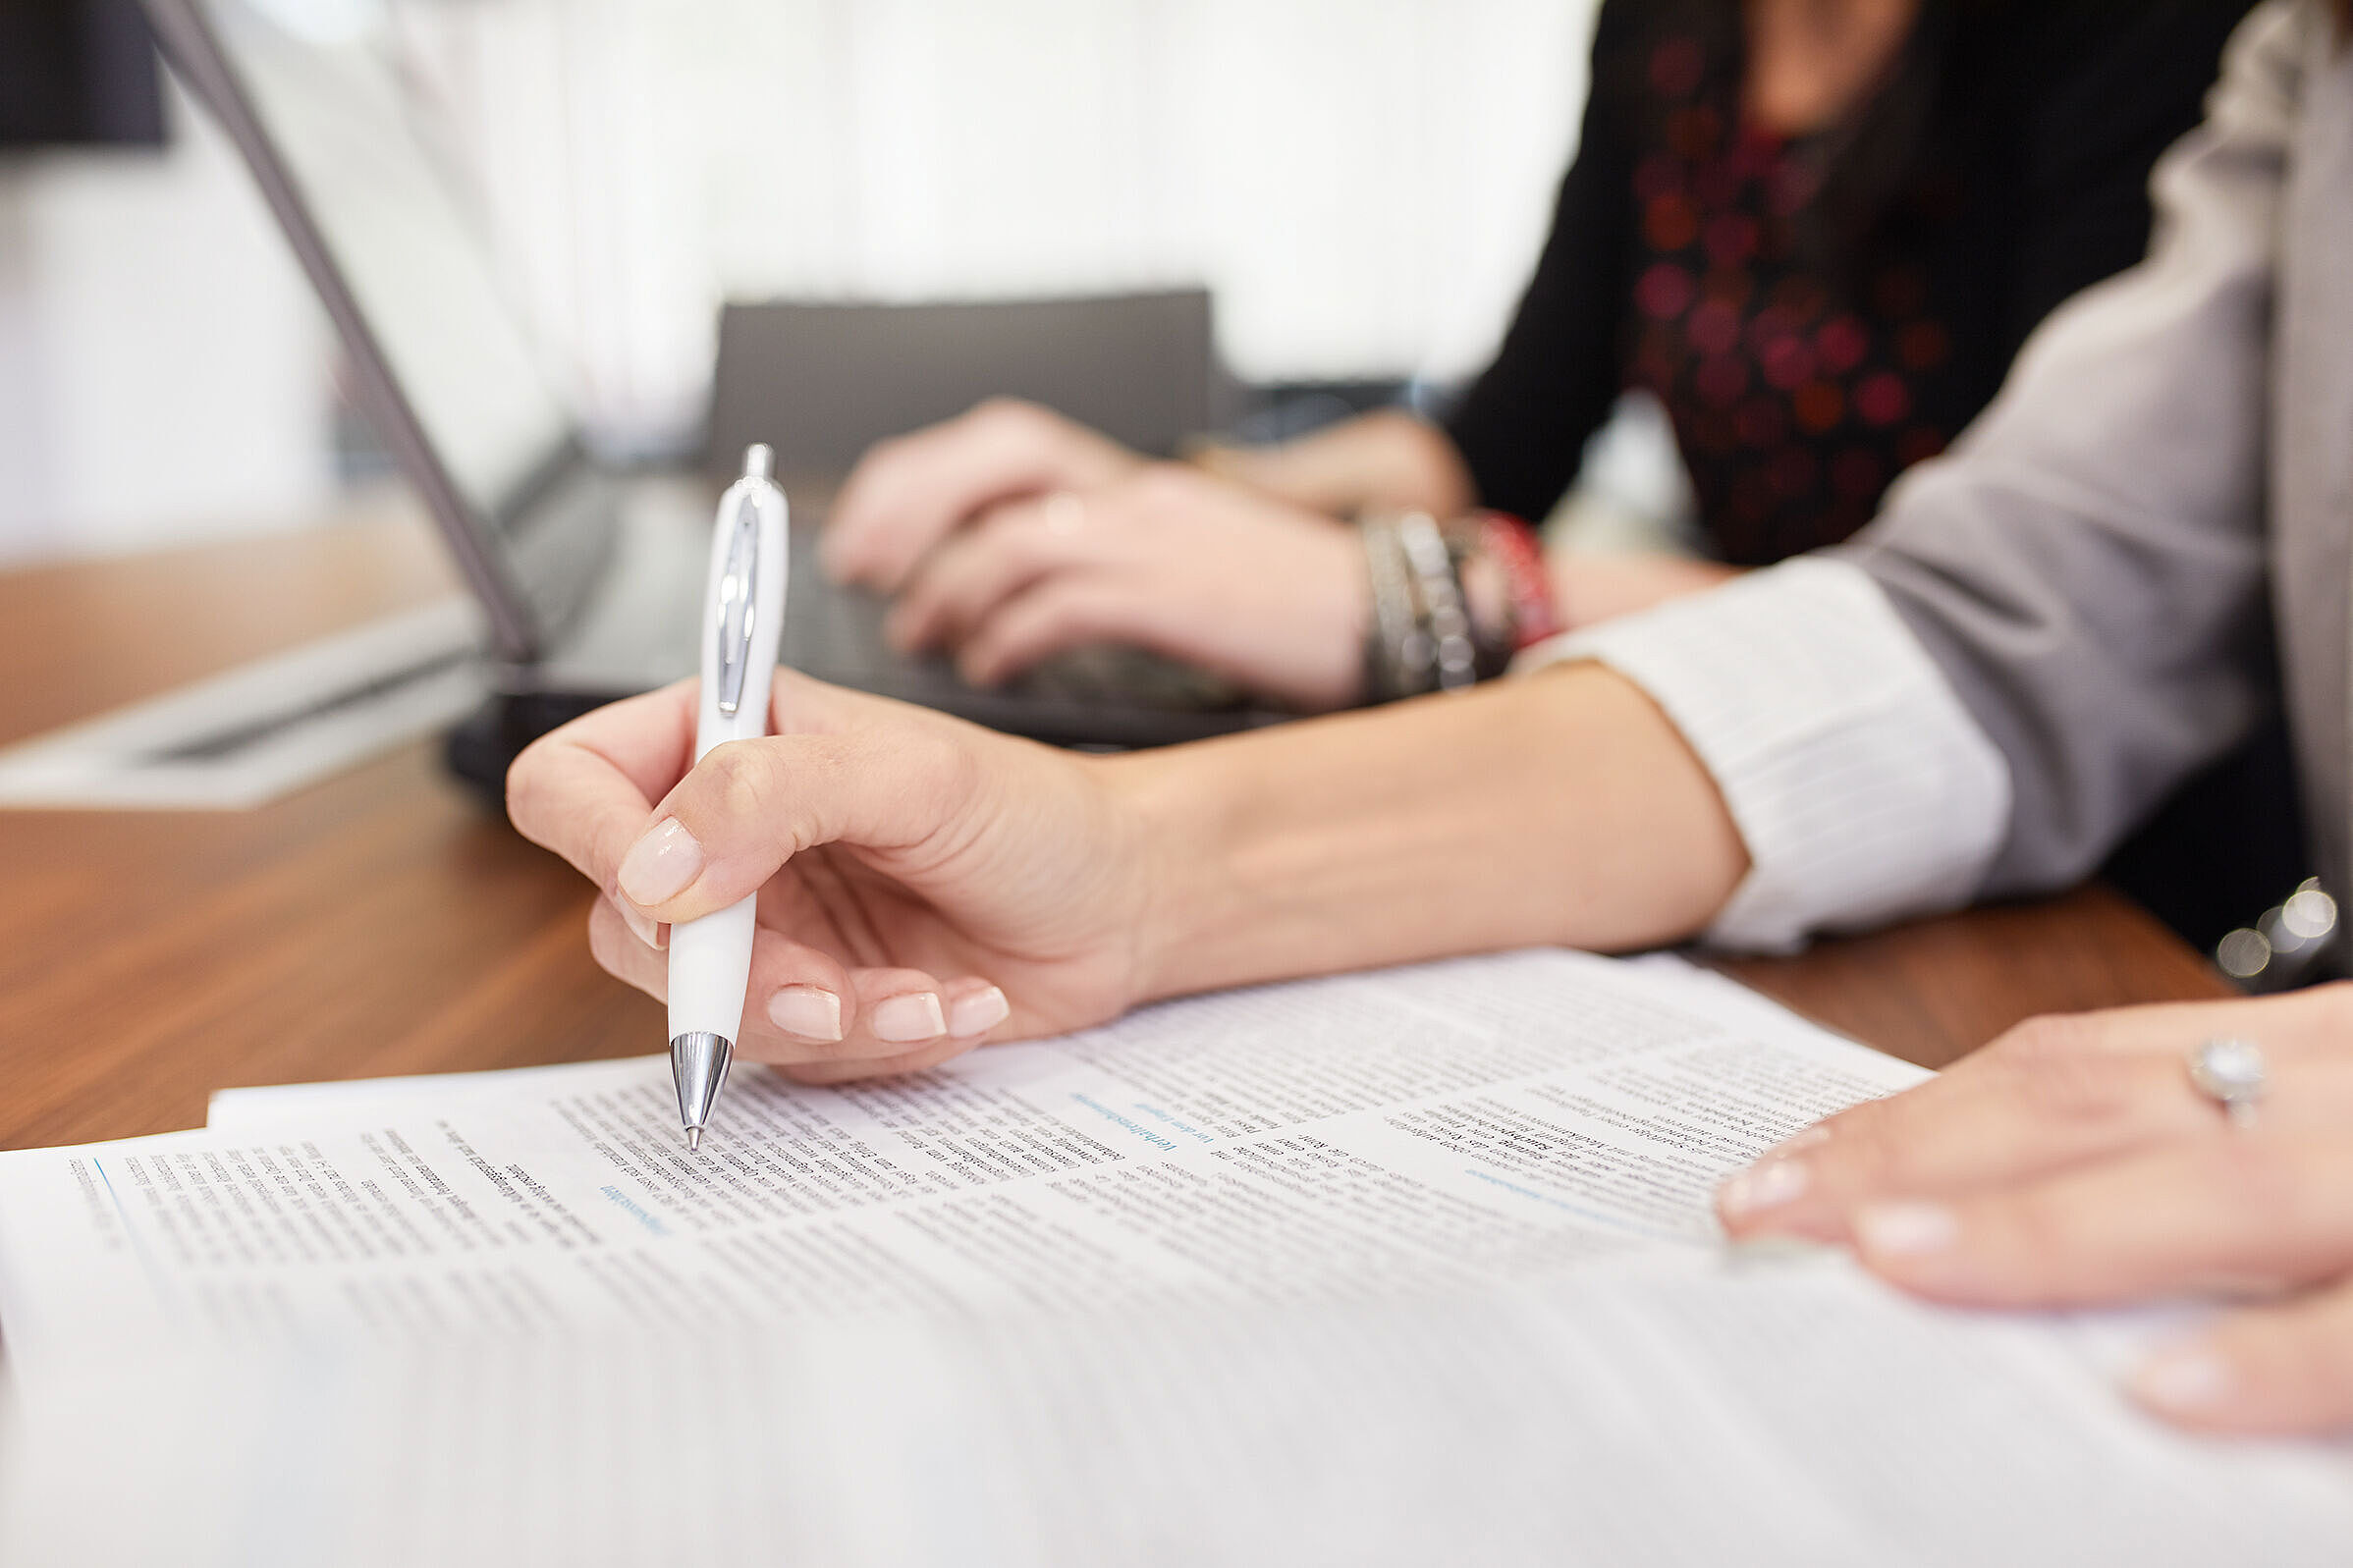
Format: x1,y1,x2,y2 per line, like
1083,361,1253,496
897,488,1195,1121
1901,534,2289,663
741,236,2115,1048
196,0,571,528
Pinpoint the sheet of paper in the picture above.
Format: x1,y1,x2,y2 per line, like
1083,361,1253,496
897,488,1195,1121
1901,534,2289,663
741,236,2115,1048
6,1252,2348,1568
3,949,2346,1565
197,952,1805,1124
9,950,1913,1367
204,1056,632,1128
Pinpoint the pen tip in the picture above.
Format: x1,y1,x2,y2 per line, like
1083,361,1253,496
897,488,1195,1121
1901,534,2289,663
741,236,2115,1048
685,1126,703,1154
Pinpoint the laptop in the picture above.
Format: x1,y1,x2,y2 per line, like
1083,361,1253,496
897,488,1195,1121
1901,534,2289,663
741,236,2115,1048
139,0,1288,795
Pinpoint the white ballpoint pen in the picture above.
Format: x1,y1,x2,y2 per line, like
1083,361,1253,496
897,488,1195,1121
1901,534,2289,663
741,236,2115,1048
670,444,789,1151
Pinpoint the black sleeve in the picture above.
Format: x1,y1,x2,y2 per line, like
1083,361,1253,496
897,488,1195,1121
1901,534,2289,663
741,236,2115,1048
1442,0,1643,522
1989,0,2255,359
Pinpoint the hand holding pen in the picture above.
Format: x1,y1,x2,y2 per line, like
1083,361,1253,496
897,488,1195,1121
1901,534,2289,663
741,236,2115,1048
508,451,1145,1106
665,445,792,1148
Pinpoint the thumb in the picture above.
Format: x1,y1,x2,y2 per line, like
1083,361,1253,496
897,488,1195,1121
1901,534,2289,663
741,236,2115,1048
613,719,978,925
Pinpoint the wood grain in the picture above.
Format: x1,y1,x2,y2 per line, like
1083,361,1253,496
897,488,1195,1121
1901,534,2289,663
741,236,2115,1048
1710,883,2232,1070
0,522,2232,1149
0,742,653,1149
0,505,456,748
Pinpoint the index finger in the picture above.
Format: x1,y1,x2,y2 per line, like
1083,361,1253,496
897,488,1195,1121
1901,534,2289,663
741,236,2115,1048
1848,1133,2353,1310
507,680,697,893
820,416,1033,590
1718,990,2353,1242
886,493,1111,653
824,401,1130,591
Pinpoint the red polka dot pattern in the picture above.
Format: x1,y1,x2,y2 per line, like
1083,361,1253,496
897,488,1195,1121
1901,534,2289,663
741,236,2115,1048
1636,261,1694,321
1855,372,1911,427
1625,31,1958,561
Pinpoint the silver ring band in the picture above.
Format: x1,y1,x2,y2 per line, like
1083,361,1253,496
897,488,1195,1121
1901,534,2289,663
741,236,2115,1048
2187,1037,2267,1129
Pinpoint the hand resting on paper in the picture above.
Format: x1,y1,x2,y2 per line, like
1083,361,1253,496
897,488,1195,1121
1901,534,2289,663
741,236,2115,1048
1716,985,2353,1437
507,674,1151,1083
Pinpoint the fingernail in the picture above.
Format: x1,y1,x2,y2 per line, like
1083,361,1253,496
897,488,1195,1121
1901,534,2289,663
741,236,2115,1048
768,986,844,1042
870,992,947,1043
618,900,662,949
1719,1159,1810,1218
1854,1201,1959,1258
1763,1125,1833,1161
947,985,1010,1038
619,819,703,906
2132,1342,2236,1414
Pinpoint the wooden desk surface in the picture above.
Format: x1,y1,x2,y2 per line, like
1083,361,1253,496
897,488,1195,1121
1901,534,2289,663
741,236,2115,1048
0,517,2232,1151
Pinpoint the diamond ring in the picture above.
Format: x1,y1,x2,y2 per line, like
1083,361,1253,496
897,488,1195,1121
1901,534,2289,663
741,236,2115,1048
2186,1037,2267,1129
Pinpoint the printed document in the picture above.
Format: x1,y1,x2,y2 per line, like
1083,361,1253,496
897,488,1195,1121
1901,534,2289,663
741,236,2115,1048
0,949,2344,1566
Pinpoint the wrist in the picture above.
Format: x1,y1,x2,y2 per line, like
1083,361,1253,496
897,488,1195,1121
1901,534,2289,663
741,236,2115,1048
1550,554,1744,629
1080,662,1750,1010
1181,410,1473,519
1357,510,1557,702
1087,744,1233,1005
1302,519,1374,710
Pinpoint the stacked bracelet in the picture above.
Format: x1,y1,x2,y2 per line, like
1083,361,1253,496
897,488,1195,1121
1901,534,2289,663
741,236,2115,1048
1397,513,1478,692
1358,509,1560,702
1360,513,1425,701
1465,511,1560,650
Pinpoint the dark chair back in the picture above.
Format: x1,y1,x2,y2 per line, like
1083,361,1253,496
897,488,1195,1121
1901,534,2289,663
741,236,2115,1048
706,290,1233,484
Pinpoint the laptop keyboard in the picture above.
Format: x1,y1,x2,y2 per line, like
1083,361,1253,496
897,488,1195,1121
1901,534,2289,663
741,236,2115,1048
1019,645,1246,710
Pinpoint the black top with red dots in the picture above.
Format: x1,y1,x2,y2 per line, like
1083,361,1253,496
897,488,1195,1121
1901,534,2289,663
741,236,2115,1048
1445,0,2252,565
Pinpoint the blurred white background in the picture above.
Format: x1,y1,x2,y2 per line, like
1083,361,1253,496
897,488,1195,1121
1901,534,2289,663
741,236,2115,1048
0,0,1602,564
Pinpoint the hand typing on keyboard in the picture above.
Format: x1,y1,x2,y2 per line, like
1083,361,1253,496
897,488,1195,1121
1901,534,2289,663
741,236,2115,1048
824,400,1369,712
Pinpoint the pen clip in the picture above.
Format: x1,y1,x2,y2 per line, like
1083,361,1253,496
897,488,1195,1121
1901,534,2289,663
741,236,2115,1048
714,493,760,719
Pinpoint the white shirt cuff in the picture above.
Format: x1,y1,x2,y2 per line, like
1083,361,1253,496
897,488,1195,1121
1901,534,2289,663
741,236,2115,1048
1514,557,2014,952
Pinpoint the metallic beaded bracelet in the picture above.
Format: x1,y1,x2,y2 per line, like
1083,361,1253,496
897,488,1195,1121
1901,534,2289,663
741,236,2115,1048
1359,512,1430,702
1395,512,1478,693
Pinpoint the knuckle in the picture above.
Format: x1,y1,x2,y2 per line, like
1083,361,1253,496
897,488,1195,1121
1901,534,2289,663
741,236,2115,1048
988,518,1052,569
2302,981,2353,1037
1992,1013,2091,1068
694,740,783,835
973,396,1044,437
1997,1190,2080,1276
1988,1015,2136,1125
1815,1113,1903,1192
2201,1138,2311,1226
849,721,981,824
904,726,980,807
848,434,902,480
1127,462,1197,511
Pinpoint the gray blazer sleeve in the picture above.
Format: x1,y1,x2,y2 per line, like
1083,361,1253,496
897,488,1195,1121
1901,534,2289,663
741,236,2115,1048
1828,2,2306,899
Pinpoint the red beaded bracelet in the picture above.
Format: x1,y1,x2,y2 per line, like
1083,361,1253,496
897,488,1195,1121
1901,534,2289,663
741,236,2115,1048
1466,511,1560,651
